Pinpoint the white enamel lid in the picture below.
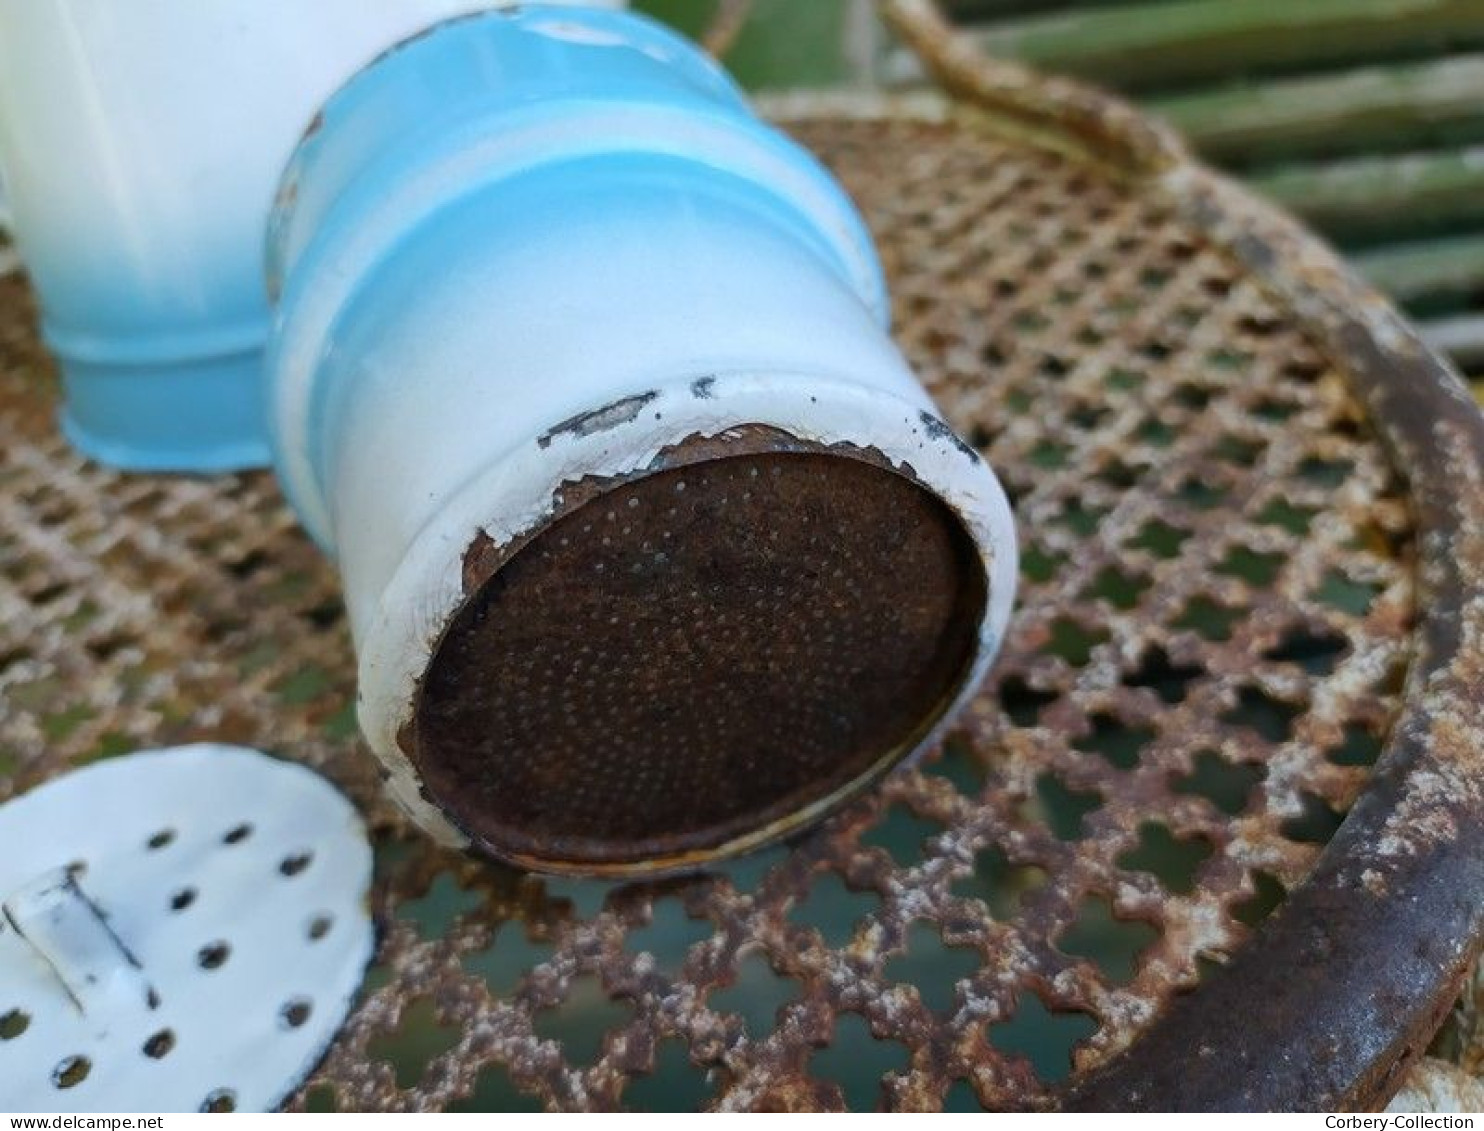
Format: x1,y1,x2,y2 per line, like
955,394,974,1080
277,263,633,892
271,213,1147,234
0,745,374,1112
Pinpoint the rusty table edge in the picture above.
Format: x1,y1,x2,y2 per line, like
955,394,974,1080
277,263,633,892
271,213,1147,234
803,0,1484,1110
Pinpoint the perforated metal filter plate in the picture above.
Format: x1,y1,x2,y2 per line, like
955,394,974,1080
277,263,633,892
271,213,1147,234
415,433,987,874
0,745,373,1113
2,66,1483,1109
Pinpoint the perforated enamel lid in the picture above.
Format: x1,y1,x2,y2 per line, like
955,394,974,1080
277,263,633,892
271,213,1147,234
0,745,374,1113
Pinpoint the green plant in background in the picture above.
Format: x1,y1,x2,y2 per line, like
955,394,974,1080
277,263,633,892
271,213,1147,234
634,0,875,89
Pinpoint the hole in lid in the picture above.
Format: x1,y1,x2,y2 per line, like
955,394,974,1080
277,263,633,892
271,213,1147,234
1222,686,1303,743
883,922,981,1014
952,844,1048,920
143,1029,175,1059
1057,896,1158,985
170,888,197,912
1123,646,1203,704
308,913,334,941
1263,626,1349,675
998,675,1058,728
281,998,313,1029
1107,366,1145,392
809,1012,910,1112
53,1055,91,1089
198,941,231,970
1117,823,1213,894
1075,714,1155,771
1282,792,1346,844
202,1089,237,1113
1,1008,30,1040
987,992,1096,1085
222,823,252,845
1173,596,1243,642
709,950,802,1036
1173,751,1263,816
279,851,313,877
1026,774,1101,842
146,829,176,851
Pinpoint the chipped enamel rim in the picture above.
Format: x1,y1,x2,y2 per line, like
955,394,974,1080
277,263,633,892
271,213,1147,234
353,371,1018,865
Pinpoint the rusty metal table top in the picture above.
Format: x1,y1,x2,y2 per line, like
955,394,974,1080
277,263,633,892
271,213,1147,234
4,5,1484,1111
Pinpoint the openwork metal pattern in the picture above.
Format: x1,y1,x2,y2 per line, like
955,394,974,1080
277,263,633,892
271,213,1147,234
0,87,1474,1110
